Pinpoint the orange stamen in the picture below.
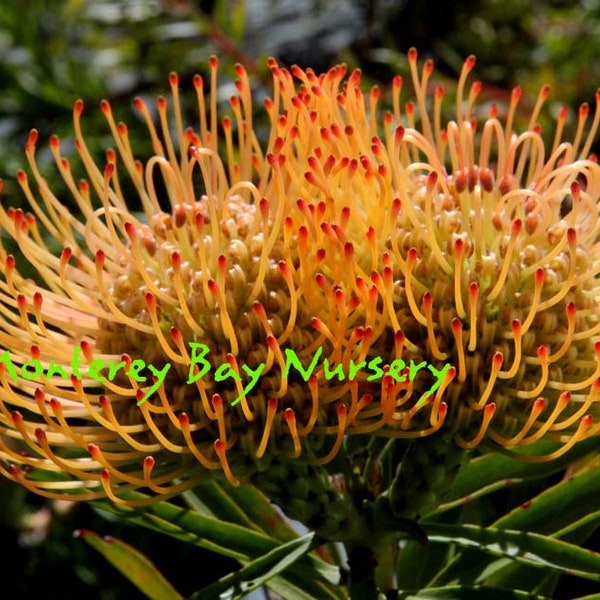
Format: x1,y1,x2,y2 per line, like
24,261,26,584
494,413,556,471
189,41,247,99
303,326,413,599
451,318,467,382
467,282,479,352
489,398,546,446
458,402,496,449
256,398,278,459
214,439,240,486
311,404,347,465
284,408,302,457
516,345,549,399
499,320,523,379
178,413,220,469
404,248,427,326
476,352,504,409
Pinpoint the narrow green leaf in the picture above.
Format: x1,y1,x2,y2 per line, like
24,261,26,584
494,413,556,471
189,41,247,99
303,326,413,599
262,573,344,600
187,533,317,600
493,459,600,534
182,482,262,531
94,495,277,560
531,572,562,598
395,539,453,589
431,455,600,586
76,529,183,600
93,492,343,599
554,510,600,547
397,585,549,599
426,523,600,582
440,437,600,510
217,482,302,542
183,481,298,542
484,513,600,591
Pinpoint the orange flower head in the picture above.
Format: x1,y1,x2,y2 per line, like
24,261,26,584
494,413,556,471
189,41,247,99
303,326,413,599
1,51,600,507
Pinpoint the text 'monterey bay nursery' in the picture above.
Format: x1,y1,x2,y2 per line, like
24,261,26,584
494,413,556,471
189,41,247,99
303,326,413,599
0,342,451,407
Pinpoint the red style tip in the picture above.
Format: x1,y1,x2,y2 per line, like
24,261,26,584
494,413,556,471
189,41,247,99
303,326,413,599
144,292,156,308
451,318,462,334
170,326,182,344
512,219,523,236
492,352,504,368
124,221,136,240
540,84,551,99
535,268,545,286
485,402,497,415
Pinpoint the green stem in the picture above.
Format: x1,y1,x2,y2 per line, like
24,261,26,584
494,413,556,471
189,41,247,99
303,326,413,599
345,543,381,599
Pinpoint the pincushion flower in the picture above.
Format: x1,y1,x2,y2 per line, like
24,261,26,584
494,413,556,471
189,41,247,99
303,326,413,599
1,50,600,537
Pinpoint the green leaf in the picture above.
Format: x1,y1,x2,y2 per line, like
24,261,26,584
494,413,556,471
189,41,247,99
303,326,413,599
397,585,549,599
75,529,183,600
492,459,600,535
395,539,453,590
187,533,318,600
439,437,600,511
183,480,298,542
182,482,264,531
93,492,343,599
183,481,350,582
95,497,278,560
430,455,600,587
483,511,600,591
426,523,600,583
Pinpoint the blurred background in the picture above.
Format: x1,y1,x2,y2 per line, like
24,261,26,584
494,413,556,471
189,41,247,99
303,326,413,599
1,0,600,597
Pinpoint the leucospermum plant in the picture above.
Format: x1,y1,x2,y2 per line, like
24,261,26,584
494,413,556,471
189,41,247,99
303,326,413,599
1,49,600,599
